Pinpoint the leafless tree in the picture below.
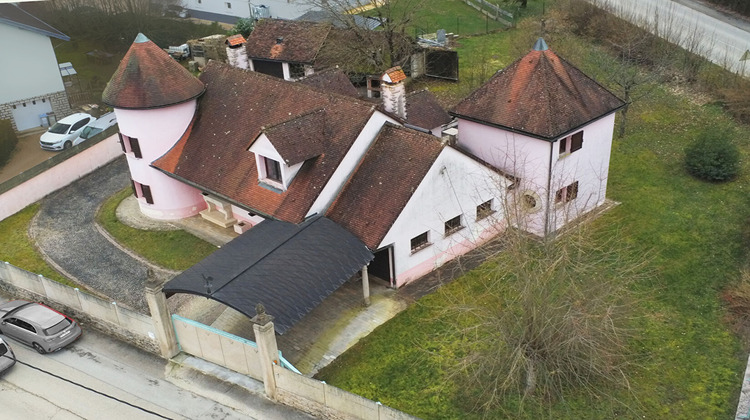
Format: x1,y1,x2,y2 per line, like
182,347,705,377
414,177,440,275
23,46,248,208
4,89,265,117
305,0,424,71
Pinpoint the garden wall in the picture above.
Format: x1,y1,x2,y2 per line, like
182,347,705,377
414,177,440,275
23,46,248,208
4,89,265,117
0,260,159,354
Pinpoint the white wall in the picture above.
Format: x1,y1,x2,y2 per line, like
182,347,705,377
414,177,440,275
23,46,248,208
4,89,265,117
184,0,312,20
115,101,206,219
379,147,511,287
307,111,399,217
0,24,65,104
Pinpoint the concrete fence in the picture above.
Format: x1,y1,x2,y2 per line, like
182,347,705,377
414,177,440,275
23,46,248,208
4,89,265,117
0,261,159,353
0,127,121,222
275,366,418,420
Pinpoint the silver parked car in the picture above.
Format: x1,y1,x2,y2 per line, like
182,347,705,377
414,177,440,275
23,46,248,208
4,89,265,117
0,300,82,354
0,337,15,374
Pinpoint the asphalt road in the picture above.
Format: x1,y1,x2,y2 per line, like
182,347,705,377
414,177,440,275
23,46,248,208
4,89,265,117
589,0,750,76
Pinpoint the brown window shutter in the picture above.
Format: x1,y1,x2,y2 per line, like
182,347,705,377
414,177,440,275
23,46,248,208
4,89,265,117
130,137,143,159
559,137,567,154
141,184,154,204
130,179,138,197
571,132,584,152
118,133,127,153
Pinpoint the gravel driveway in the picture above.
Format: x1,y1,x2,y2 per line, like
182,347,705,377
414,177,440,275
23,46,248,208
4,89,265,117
28,156,150,313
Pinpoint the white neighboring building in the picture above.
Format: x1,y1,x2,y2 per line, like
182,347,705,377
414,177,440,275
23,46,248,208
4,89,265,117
0,3,71,131
183,0,313,23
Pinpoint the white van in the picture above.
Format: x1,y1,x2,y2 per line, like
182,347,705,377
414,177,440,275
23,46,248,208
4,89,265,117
74,112,118,146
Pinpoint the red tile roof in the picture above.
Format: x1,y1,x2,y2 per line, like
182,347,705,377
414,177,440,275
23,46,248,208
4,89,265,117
383,66,406,84
327,123,444,249
406,89,451,131
152,61,376,223
102,33,205,109
225,34,246,47
450,44,625,140
299,68,359,98
259,109,328,166
245,19,331,64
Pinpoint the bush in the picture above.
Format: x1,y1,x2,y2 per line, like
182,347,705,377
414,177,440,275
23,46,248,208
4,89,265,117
684,129,740,181
0,119,18,168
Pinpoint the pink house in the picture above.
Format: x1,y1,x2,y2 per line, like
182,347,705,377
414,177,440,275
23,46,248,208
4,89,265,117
101,34,622,322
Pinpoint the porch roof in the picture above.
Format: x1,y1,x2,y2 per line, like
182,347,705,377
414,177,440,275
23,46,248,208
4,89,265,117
164,216,373,334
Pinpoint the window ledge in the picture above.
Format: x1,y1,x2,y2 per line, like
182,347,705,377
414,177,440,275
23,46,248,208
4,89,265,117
476,210,496,221
444,226,464,237
410,242,432,255
259,178,285,192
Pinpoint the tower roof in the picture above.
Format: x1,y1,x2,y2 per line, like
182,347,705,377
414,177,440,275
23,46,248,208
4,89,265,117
102,33,204,109
450,39,624,140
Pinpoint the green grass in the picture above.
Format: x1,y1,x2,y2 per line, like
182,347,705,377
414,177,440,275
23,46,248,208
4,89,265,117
318,14,750,420
0,205,78,288
96,188,218,271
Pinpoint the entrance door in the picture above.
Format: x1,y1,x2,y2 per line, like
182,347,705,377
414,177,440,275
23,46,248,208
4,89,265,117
370,247,393,286
11,99,53,131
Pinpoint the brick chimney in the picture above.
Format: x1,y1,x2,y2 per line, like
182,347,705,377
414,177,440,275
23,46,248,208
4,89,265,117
225,34,249,70
381,66,407,120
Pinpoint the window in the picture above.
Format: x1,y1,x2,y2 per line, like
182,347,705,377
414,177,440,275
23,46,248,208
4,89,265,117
476,200,493,220
226,2,231,8
555,181,579,204
129,137,142,158
263,156,282,182
141,184,154,204
71,117,90,132
410,232,430,252
118,133,127,153
559,131,584,157
444,215,462,236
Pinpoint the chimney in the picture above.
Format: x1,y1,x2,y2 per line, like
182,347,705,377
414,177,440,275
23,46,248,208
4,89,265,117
225,34,249,69
381,66,407,120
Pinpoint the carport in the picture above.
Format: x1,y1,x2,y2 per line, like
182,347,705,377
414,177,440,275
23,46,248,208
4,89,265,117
164,215,374,334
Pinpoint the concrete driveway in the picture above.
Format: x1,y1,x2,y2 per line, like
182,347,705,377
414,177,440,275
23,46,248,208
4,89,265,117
0,128,57,184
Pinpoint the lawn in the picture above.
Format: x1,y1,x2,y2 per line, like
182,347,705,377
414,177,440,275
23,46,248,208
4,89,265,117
96,188,217,271
0,204,78,288
317,9,750,420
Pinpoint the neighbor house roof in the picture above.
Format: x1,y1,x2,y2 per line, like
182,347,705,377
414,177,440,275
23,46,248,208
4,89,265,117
406,89,452,131
245,19,331,64
450,38,625,140
152,61,376,223
327,123,444,250
0,3,69,41
298,68,359,98
163,216,373,335
102,33,205,109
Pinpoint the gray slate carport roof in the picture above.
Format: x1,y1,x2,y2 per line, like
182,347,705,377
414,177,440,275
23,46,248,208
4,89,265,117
164,216,374,335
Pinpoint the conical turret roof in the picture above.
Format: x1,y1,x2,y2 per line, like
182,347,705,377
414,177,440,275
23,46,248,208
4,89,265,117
102,33,204,109
451,38,624,140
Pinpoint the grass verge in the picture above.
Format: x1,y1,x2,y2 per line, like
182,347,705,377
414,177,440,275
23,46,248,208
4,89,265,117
96,188,217,271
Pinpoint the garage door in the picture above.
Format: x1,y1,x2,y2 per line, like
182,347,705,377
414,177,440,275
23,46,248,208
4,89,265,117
11,99,53,131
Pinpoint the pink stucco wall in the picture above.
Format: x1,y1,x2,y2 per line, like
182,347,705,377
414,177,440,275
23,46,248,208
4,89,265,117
115,100,206,220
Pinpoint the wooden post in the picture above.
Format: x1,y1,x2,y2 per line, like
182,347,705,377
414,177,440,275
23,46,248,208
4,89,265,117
251,304,279,400
362,264,371,307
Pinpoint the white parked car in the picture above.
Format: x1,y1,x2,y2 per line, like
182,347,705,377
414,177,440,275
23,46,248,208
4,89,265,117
74,112,117,145
40,112,96,151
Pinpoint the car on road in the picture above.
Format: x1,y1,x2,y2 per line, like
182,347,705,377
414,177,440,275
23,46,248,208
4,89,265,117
73,111,117,145
0,301,82,354
39,113,96,151
0,337,16,374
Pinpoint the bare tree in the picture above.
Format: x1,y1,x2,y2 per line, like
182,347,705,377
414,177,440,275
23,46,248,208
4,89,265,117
305,0,424,71
435,205,651,415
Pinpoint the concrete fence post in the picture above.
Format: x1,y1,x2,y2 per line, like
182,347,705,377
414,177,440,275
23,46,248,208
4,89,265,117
362,264,371,307
144,270,179,359
251,303,279,400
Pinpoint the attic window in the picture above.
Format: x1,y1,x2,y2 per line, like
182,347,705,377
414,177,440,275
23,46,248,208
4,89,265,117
262,156,282,182
559,131,584,157
410,232,430,253
276,37,284,44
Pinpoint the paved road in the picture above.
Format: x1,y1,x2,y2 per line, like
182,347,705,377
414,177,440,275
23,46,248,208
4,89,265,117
590,0,750,76
27,157,151,313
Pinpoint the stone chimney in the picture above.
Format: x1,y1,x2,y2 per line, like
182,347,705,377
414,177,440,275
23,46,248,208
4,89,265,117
381,66,407,120
225,34,249,70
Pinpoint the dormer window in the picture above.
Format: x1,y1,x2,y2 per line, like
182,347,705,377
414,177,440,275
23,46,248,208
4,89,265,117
263,156,282,182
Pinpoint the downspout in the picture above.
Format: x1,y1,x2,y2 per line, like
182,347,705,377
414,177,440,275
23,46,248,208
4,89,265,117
544,141,553,237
